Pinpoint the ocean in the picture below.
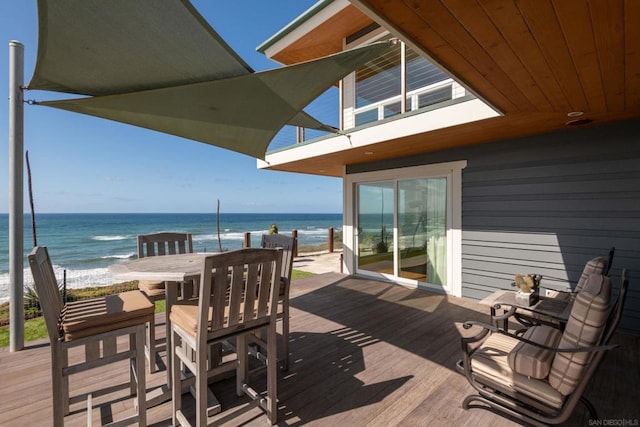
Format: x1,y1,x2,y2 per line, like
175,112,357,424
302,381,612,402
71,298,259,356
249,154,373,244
0,213,342,302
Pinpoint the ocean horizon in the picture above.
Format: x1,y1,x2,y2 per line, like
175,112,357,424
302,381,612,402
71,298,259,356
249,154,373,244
0,212,342,303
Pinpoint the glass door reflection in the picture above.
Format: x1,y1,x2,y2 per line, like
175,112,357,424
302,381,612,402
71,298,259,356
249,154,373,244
357,182,394,275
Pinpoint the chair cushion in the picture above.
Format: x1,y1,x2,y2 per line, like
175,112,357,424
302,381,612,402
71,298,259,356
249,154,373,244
171,300,266,337
574,257,608,293
508,325,562,379
62,290,154,340
549,273,611,395
169,301,203,336
471,332,565,408
138,280,166,297
170,302,238,336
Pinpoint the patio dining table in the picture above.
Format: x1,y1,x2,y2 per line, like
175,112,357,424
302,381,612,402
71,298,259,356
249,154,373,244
109,252,217,408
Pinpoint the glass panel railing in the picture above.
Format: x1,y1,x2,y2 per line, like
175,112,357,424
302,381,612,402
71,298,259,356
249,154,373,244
352,80,454,129
265,42,470,152
355,109,379,127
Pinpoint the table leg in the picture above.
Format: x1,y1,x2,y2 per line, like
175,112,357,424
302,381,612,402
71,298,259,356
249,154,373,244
142,280,180,409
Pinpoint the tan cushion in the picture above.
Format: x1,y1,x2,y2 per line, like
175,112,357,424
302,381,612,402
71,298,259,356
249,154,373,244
170,298,269,337
138,279,165,290
62,290,154,340
471,333,565,408
138,280,166,297
546,257,607,303
508,326,562,379
549,273,611,395
574,257,607,293
169,301,202,335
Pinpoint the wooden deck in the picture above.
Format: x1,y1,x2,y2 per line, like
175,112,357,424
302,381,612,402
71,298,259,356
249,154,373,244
1,273,638,426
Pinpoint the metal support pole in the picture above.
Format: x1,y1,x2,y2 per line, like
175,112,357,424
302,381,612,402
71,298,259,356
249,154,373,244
9,40,24,352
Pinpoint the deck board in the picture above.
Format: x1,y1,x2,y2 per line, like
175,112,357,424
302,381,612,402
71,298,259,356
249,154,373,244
1,272,637,426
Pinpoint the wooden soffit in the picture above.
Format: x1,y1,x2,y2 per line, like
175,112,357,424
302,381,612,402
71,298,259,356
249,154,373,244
352,0,640,115
262,0,640,177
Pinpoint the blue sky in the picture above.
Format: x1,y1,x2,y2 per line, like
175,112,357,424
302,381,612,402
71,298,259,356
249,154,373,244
0,1,344,214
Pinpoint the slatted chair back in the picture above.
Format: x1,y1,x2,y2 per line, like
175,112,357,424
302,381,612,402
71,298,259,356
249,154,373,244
136,232,193,373
28,246,64,344
170,247,282,425
260,233,296,370
137,232,193,258
198,248,282,341
260,233,295,286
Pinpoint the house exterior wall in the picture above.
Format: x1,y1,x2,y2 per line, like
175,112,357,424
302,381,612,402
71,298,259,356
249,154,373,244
346,119,640,332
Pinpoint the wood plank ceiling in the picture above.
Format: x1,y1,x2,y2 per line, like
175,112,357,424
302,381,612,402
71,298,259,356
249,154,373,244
265,0,640,176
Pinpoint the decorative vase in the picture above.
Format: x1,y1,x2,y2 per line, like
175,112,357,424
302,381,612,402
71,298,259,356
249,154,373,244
515,289,539,306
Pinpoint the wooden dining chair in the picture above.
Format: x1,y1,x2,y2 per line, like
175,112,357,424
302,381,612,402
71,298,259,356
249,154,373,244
29,246,153,426
260,233,296,370
170,248,282,426
137,232,193,372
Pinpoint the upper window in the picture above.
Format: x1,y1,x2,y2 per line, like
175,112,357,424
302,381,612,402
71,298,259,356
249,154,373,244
344,39,460,129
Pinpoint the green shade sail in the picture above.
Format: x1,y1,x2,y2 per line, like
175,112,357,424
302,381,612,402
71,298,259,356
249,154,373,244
28,0,391,159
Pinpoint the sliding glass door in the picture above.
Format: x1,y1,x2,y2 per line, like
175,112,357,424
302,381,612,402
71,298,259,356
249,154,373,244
397,178,447,286
356,177,448,287
357,182,394,274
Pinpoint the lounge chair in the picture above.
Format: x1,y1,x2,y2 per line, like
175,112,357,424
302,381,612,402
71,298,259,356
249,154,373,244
458,269,629,425
510,249,614,330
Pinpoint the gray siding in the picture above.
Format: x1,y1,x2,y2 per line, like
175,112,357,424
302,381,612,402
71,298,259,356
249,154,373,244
347,120,640,332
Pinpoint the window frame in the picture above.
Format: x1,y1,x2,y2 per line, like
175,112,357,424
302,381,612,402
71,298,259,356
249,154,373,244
344,161,466,297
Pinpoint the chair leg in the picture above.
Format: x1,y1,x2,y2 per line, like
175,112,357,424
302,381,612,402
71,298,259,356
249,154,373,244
129,333,137,396
61,347,70,416
580,396,598,420
52,345,65,427
196,337,209,427
281,303,290,371
267,323,278,424
171,330,182,427
135,325,147,426
237,334,248,397
147,311,157,373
